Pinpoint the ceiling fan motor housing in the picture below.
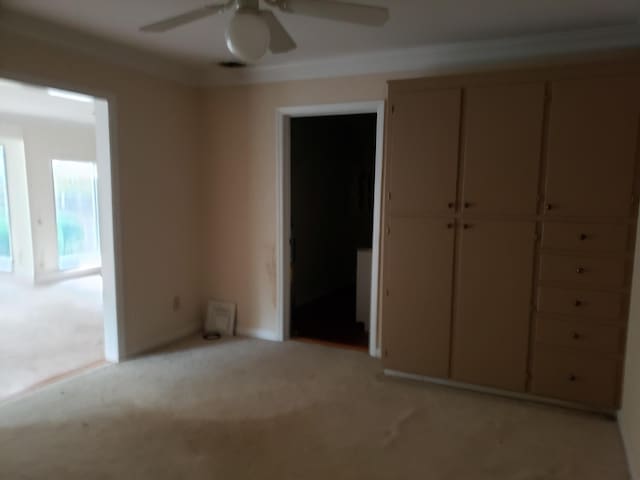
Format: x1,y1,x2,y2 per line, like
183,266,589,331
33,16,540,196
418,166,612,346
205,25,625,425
225,7,271,63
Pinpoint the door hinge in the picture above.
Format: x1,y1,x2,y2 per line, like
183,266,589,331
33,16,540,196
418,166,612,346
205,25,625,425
383,348,389,358
391,105,395,114
386,226,391,235
387,191,391,201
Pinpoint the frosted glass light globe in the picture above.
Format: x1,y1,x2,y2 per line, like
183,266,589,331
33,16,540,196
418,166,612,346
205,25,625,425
225,10,271,63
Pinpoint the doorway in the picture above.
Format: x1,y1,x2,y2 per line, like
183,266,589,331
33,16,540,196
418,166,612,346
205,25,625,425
0,77,121,400
276,102,385,356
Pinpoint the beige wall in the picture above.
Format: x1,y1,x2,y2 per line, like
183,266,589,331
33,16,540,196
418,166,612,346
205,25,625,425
202,75,388,336
1,30,204,356
620,217,640,478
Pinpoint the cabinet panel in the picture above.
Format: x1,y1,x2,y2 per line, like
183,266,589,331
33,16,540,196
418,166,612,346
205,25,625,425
539,254,626,289
452,221,536,391
537,287,624,320
541,222,629,253
544,76,640,218
381,218,455,378
535,317,623,354
531,346,620,408
387,89,461,215
462,83,544,215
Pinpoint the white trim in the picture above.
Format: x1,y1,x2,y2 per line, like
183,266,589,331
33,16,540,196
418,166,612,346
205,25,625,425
35,266,101,285
276,101,385,357
385,369,617,417
205,24,640,86
95,97,125,362
236,326,281,342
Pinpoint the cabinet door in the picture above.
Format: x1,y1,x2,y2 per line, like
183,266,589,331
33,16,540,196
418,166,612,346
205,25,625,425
381,218,455,378
387,89,461,216
452,221,536,391
544,76,640,218
462,83,545,215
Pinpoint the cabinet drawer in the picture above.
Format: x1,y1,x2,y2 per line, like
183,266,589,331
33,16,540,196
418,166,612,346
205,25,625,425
539,254,626,288
537,287,624,320
541,223,628,253
531,346,620,408
535,317,623,354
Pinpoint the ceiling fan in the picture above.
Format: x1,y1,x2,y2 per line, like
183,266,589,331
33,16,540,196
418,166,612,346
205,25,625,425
140,0,390,64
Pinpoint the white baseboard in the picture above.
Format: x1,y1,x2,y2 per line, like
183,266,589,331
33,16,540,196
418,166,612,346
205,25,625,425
36,266,101,284
125,321,201,359
619,413,639,480
236,326,280,342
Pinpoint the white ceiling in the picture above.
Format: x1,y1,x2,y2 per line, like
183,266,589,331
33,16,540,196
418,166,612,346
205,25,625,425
0,79,96,124
2,0,639,67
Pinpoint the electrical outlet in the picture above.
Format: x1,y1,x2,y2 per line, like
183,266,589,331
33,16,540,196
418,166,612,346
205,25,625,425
172,295,181,312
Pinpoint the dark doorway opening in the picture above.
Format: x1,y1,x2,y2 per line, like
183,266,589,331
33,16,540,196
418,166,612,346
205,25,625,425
290,113,377,349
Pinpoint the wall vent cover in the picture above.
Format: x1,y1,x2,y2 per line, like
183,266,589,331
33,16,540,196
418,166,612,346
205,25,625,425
205,300,237,336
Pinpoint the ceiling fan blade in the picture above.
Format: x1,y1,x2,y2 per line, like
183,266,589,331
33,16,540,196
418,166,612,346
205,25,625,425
140,2,231,33
260,10,297,53
276,0,389,26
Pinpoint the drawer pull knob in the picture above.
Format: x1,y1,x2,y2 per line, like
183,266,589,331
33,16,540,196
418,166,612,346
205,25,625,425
568,374,577,382
463,224,472,230
579,233,588,241
572,332,581,340
545,203,553,211
448,202,455,209
574,300,583,307
447,223,454,229
464,202,471,209
576,267,585,274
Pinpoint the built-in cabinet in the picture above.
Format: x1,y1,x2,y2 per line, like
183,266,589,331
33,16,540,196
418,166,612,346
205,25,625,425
382,218,454,378
452,221,536,392
381,61,640,410
461,83,544,216
386,88,461,216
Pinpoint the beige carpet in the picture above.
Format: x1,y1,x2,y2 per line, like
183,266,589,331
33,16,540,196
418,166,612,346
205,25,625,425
0,336,629,479
0,274,104,399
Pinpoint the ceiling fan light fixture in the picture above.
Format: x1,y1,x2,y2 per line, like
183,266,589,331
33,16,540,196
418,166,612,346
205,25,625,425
225,10,271,63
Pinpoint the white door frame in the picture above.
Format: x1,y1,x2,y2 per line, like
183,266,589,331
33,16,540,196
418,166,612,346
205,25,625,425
276,101,385,357
0,70,125,362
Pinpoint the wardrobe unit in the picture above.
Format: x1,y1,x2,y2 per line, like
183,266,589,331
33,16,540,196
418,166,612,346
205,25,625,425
380,59,640,410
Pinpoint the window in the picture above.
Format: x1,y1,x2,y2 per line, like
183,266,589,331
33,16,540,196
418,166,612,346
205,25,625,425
52,160,101,271
0,146,11,272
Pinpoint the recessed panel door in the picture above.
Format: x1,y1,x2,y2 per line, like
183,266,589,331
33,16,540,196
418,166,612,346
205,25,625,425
461,83,545,215
381,218,455,378
544,76,640,218
387,89,461,216
452,221,536,392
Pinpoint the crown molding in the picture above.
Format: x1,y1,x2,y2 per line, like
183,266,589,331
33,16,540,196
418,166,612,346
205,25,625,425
204,24,640,86
0,8,204,87
2,6,640,88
